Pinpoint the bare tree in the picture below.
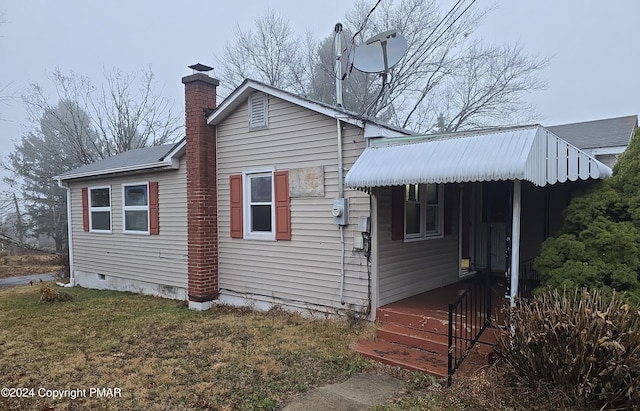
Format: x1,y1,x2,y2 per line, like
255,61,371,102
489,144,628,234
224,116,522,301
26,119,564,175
433,42,547,132
217,1,549,133
215,10,313,97
91,67,182,156
337,0,549,132
3,65,182,251
0,14,15,121
23,66,182,160
24,73,102,164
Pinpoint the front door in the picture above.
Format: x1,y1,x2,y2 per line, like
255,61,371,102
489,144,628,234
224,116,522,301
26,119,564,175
475,181,511,272
459,184,476,278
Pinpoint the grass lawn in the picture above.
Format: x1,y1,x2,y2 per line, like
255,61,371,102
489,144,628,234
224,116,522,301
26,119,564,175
0,283,374,410
0,283,576,411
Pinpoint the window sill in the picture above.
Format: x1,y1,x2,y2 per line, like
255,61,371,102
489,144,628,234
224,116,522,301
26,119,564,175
403,234,444,243
243,233,276,241
89,230,112,234
123,230,150,235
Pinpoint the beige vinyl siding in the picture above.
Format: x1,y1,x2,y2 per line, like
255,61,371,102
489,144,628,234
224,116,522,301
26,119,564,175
68,159,187,290
217,94,371,313
375,185,460,307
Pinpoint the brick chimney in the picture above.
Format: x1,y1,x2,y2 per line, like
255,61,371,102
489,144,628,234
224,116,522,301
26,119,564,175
182,69,219,310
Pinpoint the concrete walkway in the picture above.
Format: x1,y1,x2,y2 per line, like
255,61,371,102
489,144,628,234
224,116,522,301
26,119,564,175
0,273,58,287
282,373,406,411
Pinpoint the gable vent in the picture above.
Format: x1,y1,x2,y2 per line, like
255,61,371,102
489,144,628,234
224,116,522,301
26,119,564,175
249,93,268,129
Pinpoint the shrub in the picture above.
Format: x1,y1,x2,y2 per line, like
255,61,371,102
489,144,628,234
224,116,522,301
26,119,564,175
497,288,640,409
535,128,640,300
39,284,72,303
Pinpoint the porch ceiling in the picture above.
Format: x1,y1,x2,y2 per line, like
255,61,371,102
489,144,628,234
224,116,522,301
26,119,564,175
345,125,613,188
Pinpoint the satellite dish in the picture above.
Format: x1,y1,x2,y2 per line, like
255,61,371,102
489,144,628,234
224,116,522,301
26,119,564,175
351,30,408,74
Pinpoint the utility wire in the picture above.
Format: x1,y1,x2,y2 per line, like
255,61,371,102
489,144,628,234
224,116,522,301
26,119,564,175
366,0,479,119
403,0,475,75
351,0,383,44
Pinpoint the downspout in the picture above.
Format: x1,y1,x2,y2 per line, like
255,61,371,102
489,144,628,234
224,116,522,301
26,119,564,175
337,118,346,305
57,178,75,287
334,23,347,306
337,119,344,197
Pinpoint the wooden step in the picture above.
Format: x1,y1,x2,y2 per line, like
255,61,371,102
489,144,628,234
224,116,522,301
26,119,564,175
376,308,449,334
353,339,448,378
376,323,448,355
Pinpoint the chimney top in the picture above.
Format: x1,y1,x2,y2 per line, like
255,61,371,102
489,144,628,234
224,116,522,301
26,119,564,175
188,63,214,73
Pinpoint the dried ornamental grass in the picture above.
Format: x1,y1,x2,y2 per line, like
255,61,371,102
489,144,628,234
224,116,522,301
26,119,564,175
497,288,640,409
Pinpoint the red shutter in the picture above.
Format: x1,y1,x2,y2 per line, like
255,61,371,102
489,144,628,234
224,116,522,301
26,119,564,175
230,175,243,238
81,187,89,232
274,170,291,241
391,185,404,241
149,181,159,235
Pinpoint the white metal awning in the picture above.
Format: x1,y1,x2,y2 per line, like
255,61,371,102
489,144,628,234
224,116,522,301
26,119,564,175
345,126,612,188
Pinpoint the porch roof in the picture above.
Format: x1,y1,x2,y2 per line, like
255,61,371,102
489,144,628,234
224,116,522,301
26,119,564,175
345,125,613,188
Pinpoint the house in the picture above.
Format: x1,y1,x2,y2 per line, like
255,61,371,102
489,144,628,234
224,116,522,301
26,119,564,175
57,66,633,377
548,115,638,168
56,67,629,315
56,70,410,314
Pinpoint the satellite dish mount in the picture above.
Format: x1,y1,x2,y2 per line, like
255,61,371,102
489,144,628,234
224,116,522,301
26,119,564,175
350,29,408,117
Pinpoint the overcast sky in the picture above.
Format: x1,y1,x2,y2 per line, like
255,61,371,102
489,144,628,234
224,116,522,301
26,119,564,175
0,0,638,187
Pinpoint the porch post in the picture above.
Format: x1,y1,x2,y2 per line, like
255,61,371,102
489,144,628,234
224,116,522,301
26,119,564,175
509,180,522,307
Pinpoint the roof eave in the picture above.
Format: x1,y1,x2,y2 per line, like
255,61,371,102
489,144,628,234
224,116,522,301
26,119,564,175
345,126,613,189
55,159,180,182
207,80,389,132
162,138,186,161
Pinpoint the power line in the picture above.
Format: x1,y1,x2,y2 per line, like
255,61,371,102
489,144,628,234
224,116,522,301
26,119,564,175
351,0,383,44
403,0,477,75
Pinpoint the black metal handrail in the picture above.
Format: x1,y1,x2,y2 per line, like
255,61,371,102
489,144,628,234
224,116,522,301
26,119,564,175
447,276,492,386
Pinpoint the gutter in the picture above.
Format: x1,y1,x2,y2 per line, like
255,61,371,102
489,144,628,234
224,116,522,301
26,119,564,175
55,159,179,182
56,178,75,287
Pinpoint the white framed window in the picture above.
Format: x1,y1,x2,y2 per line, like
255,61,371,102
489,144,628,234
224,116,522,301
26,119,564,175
248,92,268,129
404,184,421,238
404,183,443,240
89,186,111,233
243,169,275,240
122,183,150,234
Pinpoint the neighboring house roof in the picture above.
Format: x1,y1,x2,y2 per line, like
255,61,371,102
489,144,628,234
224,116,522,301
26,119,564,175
547,115,638,151
345,125,612,188
56,139,186,182
208,78,413,139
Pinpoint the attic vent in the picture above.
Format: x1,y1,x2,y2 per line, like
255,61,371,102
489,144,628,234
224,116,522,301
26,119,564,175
249,93,268,129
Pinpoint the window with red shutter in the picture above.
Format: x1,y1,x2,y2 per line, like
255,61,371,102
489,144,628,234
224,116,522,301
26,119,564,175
274,170,291,240
230,175,243,238
149,182,159,235
87,186,112,232
391,184,445,241
81,187,89,232
234,170,291,241
391,186,404,240
122,183,151,234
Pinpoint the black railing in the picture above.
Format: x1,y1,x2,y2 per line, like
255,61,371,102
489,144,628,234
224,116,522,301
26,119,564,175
447,276,492,386
518,259,540,299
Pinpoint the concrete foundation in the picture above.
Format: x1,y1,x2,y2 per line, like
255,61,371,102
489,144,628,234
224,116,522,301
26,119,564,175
74,270,187,300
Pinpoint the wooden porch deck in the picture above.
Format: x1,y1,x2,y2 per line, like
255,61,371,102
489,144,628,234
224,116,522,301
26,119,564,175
354,278,508,378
